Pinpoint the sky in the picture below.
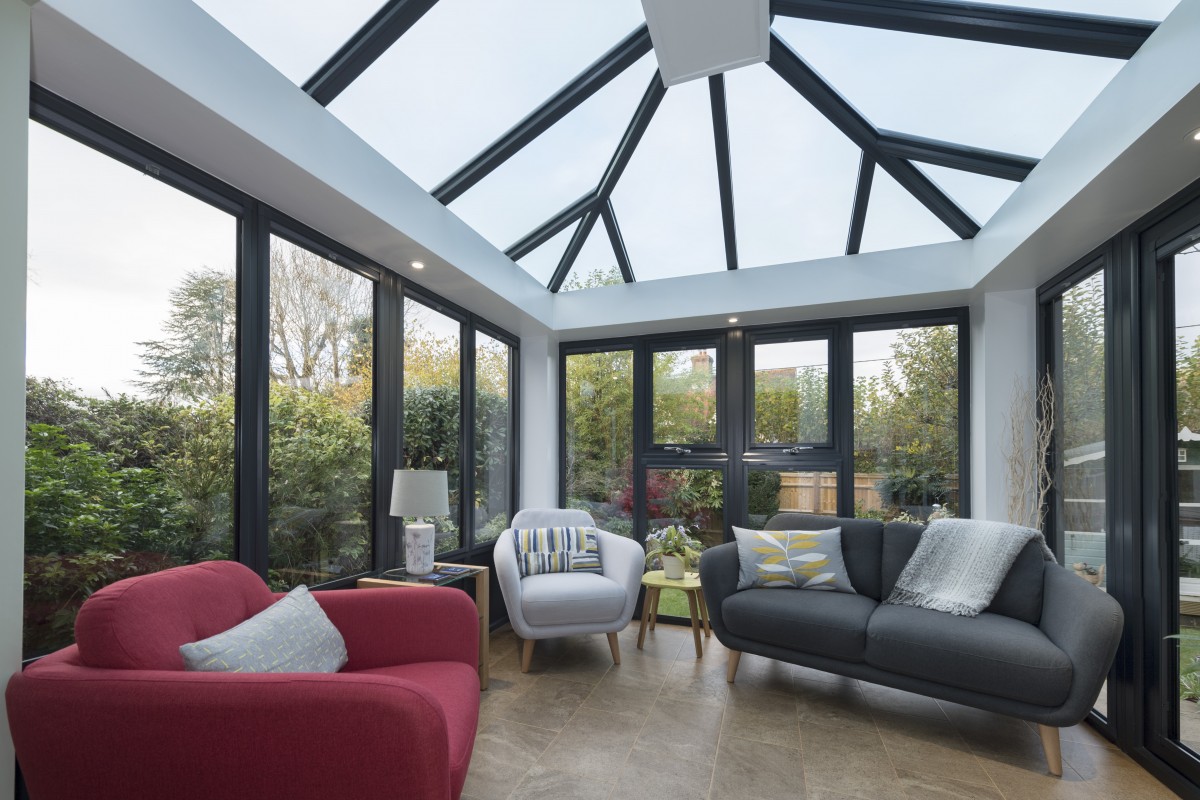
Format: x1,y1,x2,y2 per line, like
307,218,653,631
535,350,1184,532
25,1,1183,397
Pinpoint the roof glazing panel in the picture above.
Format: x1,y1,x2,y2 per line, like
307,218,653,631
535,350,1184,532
1006,0,1175,17
516,225,571,287
194,0,386,85
772,17,1124,159
860,169,956,254
916,165,1020,227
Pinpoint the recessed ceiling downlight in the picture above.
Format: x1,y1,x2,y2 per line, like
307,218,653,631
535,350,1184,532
728,317,739,323
410,260,426,269
1188,127,1200,143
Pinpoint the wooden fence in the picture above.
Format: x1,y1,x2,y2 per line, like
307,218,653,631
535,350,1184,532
777,472,959,515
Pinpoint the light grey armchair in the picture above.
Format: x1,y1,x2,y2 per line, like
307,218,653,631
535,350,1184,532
494,508,644,672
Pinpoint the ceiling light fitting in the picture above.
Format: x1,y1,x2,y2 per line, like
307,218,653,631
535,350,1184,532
1189,127,1200,143
410,260,425,269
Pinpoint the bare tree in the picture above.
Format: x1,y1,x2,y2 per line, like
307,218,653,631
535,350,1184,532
1004,372,1055,529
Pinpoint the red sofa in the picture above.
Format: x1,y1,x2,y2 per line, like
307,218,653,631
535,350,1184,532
6,561,480,800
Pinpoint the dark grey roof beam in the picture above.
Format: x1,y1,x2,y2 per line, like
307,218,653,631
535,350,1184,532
600,199,635,283
771,0,1156,59
434,25,654,205
303,0,440,106
505,192,596,262
877,130,1038,181
846,152,875,256
767,32,979,239
709,74,738,270
549,71,666,292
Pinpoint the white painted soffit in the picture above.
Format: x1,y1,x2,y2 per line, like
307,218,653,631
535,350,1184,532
553,239,976,339
641,0,769,86
972,0,1200,293
30,0,555,338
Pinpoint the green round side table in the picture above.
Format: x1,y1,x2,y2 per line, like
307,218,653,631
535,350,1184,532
637,569,711,658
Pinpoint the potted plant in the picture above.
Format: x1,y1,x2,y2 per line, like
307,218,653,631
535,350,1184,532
645,525,704,580
1072,562,1105,586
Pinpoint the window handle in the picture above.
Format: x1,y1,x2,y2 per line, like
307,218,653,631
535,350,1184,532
664,446,692,455
783,446,813,454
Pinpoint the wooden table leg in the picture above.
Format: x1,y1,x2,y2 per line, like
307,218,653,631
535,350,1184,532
697,587,712,638
637,587,656,650
686,590,703,658
648,587,660,631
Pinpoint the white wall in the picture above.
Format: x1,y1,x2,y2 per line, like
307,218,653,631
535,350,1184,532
0,0,30,794
970,289,1037,523
519,334,559,509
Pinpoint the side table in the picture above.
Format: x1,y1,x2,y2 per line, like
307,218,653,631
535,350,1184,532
358,563,490,690
637,569,711,658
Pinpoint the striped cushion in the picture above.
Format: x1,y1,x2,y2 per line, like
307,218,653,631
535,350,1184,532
515,527,604,577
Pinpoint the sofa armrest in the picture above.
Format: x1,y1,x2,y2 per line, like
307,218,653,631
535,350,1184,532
311,586,478,672
598,530,646,624
700,542,741,640
1038,563,1124,724
7,659,463,800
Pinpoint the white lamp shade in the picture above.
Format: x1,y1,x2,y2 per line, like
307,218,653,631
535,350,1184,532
389,470,450,518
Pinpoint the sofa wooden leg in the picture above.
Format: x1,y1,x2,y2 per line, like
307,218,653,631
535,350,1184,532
727,650,742,683
1038,724,1062,777
521,639,536,674
607,632,621,665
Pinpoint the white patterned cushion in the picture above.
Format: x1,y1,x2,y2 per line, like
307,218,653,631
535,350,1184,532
732,526,857,593
179,585,348,673
514,527,603,577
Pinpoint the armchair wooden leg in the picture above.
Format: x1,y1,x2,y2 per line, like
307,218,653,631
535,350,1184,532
1038,724,1063,777
521,639,536,674
607,632,621,666
727,650,742,683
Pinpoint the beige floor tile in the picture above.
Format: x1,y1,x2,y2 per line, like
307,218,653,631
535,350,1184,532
461,718,558,800
611,746,715,800
794,676,878,731
729,652,797,695
658,658,731,708
722,684,800,749
980,759,1090,800
875,710,992,787
508,764,614,800
861,681,950,721
634,696,725,766
801,723,906,800
793,663,861,686
895,768,1004,799
709,734,806,799
491,675,594,732
583,664,666,722
537,707,641,782
1060,739,1180,799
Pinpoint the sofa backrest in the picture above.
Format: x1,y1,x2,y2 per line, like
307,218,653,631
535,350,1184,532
880,521,1045,624
74,561,276,670
765,513,884,600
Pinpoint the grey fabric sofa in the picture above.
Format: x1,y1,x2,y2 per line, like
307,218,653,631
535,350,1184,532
699,513,1124,776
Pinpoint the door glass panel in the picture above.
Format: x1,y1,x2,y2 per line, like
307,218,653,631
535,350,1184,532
753,338,830,445
652,347,718,445
564,350,634,536
853,326,960,522
474,332,512,544
402,298,462,554
267,236,375,590
747,470,838,529
1175,245,1200,751
645,467,724,619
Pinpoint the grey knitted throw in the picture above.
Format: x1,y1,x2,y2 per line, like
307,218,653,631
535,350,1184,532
886,518,1056,617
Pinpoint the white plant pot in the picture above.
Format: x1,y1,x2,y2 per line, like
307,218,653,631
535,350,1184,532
663,555,686,580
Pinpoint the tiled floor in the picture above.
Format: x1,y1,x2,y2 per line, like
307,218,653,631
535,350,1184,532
464,624,1179,800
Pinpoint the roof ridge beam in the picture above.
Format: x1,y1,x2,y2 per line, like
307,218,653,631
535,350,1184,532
770,0,1156,59
303,0,440,106
709,74,738,270
549,71,667,292
433,25,654,205
767,32,979,239
876,130,1038,181
505,192,597,262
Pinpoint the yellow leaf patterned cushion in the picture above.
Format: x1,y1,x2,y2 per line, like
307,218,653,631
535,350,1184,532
732,526,857,593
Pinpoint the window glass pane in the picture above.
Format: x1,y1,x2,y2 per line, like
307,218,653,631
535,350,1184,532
194,0,386,85
1175,245,1200,746
753,338,830,444
918,165,1020,228
854,325,960,522
1008,0,1175,18
747,470,838,528
565,350,634,537
268,237,374,589
645,467,725,619
403,297,462,553
474,332,512,544
860,168,958,254
25,121,236,656
558,222,620,292
773,18,1123,159
653,347,718,444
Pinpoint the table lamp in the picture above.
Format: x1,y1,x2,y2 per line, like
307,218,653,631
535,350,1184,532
390,470,449,575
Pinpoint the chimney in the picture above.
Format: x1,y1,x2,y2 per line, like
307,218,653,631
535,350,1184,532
691,351,713,375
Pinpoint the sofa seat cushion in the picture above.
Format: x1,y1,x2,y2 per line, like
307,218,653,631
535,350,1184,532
722,588,878,662
352,661,480,779
866,605,1072,707
520,573,627,626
